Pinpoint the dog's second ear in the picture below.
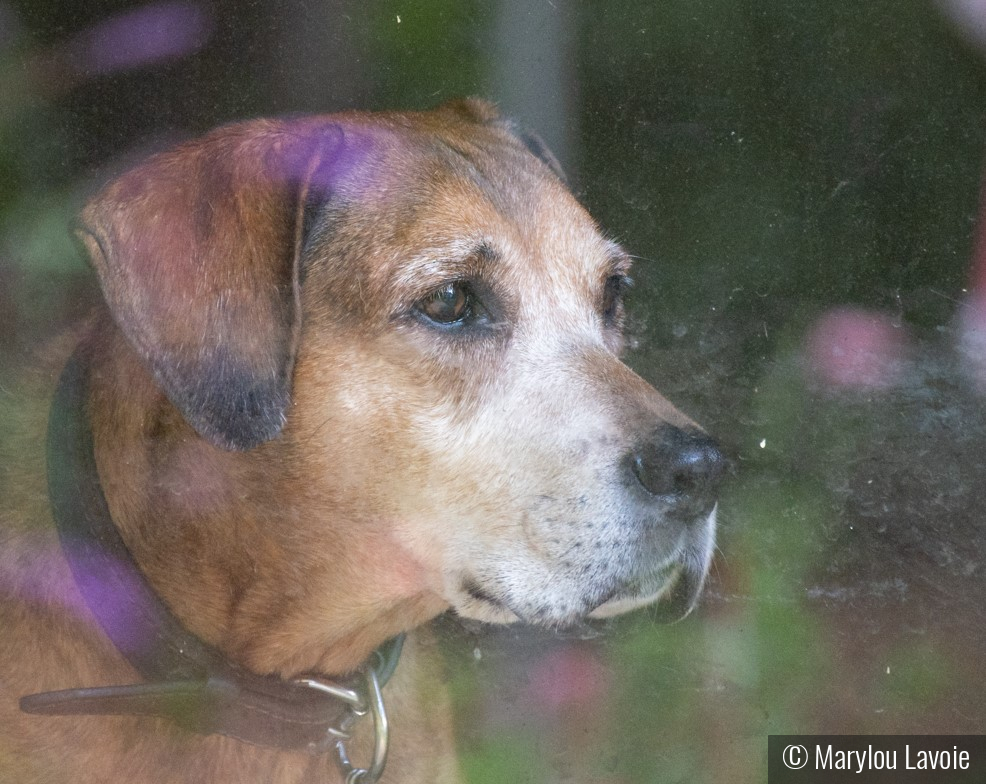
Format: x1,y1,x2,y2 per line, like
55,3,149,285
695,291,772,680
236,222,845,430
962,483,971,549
77,120,343,450
438,99,568,183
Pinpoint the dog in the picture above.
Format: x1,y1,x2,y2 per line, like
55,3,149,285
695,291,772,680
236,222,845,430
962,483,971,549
0,98,723,783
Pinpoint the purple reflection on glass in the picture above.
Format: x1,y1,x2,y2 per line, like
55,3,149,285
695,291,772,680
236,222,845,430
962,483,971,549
6,536,159,659
306,126,385,200
265,123,390,210
68,2,213,76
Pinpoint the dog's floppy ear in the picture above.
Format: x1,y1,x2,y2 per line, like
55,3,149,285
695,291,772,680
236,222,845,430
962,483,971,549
77,120,343,451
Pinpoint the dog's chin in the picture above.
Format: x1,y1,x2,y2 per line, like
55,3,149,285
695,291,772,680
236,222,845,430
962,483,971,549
450,562,701,628
452,507,718,628
451,579,524,624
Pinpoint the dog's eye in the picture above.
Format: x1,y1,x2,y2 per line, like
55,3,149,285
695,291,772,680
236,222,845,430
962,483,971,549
417,282,473,325
602,274,632,324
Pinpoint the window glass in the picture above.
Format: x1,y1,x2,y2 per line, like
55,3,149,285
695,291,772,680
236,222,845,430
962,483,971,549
2,1,985,781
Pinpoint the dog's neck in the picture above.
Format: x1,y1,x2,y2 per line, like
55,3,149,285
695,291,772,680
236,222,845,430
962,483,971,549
81,318,447,678
21,341,405,767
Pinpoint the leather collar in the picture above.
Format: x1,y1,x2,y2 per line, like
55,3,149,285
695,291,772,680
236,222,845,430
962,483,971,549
19,342,404,755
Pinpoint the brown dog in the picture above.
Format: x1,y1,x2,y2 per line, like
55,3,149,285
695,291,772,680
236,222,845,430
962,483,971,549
0,99,722,783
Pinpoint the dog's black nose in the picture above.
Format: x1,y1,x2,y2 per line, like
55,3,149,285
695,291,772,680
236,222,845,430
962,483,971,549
627,426,725,517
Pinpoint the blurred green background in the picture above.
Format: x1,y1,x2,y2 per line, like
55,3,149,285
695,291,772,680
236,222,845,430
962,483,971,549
4,1,986,782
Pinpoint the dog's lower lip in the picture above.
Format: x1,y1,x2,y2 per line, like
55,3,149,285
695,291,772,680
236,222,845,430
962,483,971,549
586,563,689,620
462,578,506,609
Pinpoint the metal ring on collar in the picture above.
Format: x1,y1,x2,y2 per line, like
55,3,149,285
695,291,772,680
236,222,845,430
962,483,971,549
334,665,389,784
295,634,404,780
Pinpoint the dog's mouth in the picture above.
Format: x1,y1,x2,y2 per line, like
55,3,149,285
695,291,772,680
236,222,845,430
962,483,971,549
460,501,719,627
457,559,703,627
454,504,718,627
587,563,704,622
462,578,511,613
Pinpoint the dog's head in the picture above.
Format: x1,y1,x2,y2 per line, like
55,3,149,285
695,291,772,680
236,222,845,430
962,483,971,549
77,99,723,672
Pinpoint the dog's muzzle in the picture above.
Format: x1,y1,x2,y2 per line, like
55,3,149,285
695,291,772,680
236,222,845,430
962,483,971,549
452,423,725,627
593,424,725,622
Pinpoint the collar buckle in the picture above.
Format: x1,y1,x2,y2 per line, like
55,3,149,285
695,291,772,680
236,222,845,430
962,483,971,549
298,636,399,781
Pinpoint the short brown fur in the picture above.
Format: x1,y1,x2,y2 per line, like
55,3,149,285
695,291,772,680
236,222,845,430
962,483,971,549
0,100,717,783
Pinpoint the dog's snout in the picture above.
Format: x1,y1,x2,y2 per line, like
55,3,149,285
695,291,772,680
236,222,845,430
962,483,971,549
627,426,725,515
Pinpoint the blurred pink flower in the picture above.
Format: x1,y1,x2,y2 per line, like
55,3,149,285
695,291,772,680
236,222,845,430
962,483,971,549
525,645,612,715
957,293,986,389
957,166,986,389
805,307,909,390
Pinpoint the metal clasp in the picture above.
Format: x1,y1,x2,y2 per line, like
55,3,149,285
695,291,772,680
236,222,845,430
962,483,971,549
335,666,389,784
295,676,365,740
298,664,390,783
296,636,403,783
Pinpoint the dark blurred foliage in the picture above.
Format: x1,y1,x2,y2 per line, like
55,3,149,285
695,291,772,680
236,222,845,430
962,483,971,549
3,1,986,782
